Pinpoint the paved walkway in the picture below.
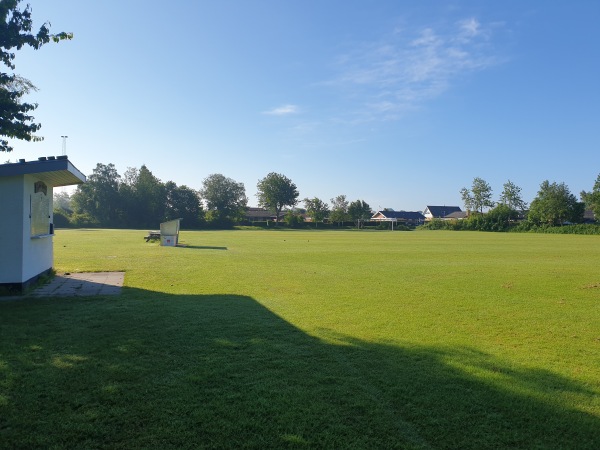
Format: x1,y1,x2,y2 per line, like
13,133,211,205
28,272,125,297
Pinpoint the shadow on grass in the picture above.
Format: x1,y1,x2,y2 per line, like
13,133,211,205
0,290,598,449
178,245,228,250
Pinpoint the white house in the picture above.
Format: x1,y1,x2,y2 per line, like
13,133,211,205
423,205,463,221
0,157,85,292
371,210,426,226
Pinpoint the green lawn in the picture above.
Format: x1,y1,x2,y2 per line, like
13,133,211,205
1,229,599,449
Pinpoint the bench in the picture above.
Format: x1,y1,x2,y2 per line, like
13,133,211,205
144,231,160,242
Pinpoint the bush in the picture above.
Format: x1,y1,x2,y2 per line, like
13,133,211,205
204,210,236,229
420,206,519,232
513,222,600,235
283,211,304,228
53,209,72,228
419,219,462,231
374,222,413,231
69,212,99,228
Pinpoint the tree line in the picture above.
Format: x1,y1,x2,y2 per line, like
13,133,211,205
56,164,374,229
431,176,600,232
56,165,600,232
58,163,248,229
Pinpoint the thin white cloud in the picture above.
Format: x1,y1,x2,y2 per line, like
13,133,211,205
263,104,300,116
458,18,482,39
328,18,502,121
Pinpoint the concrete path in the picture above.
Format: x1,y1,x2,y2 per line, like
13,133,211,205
28,272,125,297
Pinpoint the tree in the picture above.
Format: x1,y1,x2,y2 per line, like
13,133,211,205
478,203,517,231
499,180,527,212
256,172,299,225
283,210,304,228
460,177,494,213
71,163,121,226
133,165,166,227
580,173,600,220
528,180,584,226
116,165,166,228
201,174,247,225
53,190,72,213
1,0,72,152
165,182,203,228
303,197,328,227
348,200,372,228
329,194,349,226
460,187,474,213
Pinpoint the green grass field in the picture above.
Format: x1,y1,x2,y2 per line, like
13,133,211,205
1,229,599,449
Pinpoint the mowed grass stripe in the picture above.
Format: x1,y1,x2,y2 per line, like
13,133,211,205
1,229,598,448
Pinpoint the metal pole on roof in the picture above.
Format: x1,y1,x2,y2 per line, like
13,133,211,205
61,136,68,156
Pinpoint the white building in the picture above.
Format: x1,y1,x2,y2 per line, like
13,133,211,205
0,157,85,293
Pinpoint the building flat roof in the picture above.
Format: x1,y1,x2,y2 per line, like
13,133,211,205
0,157,86,187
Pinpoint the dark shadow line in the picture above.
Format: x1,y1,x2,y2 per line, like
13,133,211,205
177,245,228,250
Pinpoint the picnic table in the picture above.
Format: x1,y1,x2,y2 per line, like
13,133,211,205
144,230,160,242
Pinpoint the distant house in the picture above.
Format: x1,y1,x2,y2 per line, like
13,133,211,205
423,205,463,221
371,210,426,226
444,210,468,220
245,207,277,222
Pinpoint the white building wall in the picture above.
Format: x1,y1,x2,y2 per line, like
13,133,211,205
21,174,53,283
0,176,25,283
0,175,54,285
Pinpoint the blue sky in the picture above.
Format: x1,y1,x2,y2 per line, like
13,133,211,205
6,1,600,211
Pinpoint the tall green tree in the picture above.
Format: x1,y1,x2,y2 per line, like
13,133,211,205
460,177,494,213
329,194,349,226
256,172,299,225
528,180,584,226
201,173,247,225
132,165,166,228
71,163,121,226
303,197,328,227
580,173,600,220
459,187,474,213
1,0,72,152
165,181,203,228
499,180,527,212
348,200,372,229
116,167,138,227
117,165,166,228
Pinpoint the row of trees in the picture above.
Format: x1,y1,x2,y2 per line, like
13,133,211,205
64,164,204,228
460,178,527,214
255,173,374,228
63,164,260,228
60,164,374,229
60,166,600,231
458,175,600,229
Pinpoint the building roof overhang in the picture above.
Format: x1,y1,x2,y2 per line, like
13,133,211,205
0,157,86,187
